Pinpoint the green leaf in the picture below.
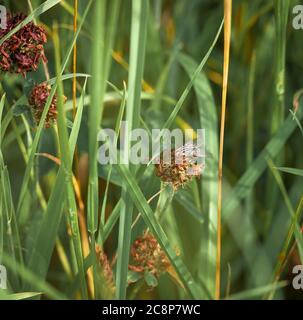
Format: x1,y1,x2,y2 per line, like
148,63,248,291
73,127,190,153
16,0,93,216
26,77,89,292
128,271,142,284
276,167,303,177
115,163,210,299
12,104,30,117
1,252,67,300
53,24,87,298
23,78,35,97
224,110,303,217
0,291,42,300
266,159,303,299
178,52,218,298
47,73,91,85
144,271,158,287
115,0,149,300
160,19,223,132
226,281,288,300
174,190,204,224
103,200,122,243
222,110,303,288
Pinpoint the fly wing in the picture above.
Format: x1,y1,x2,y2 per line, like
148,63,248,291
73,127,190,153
174,142,204,161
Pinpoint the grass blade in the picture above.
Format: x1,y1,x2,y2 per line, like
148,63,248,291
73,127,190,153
178,53,218,298
53,24,87,298
116,163,210,299
27,78,88,292
275,167,303,177
224,110,303,217
226,281,288,300
115,0,149,299
16,0,93,216
160,19,223,132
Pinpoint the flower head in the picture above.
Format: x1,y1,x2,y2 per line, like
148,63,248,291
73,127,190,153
95,244,115,294
155,142,205,190
0,12,47,76
129,231,170,278
28,83,65,128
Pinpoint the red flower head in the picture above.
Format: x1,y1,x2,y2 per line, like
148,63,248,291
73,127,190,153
155,142,205,190
129,231,170,278
0,12,47,76
28,83,66,128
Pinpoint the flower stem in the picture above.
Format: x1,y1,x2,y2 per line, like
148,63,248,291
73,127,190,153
216,0,232,300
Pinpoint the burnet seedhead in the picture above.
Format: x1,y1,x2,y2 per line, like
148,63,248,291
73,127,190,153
155,141,205,191
0,12,47,76
28,83,66,128
129,231,170,279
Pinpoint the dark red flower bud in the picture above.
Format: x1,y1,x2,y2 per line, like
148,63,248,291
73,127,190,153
129,231,170,279
28,83,66,128
0,12,47,76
